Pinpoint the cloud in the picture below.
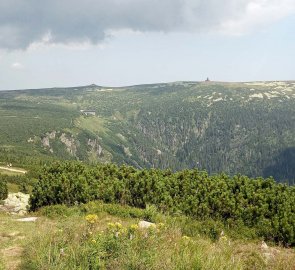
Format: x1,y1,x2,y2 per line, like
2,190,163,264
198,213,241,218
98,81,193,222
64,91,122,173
0,0,294,49
11,62,24,70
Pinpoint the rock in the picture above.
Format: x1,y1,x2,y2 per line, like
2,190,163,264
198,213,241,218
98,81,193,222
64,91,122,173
123,146,132,157
87,139,103,156
60,133,77,155
156,149,162,155
41,136,50,148
16,217,38,222
47,131,56,140
138,220,156,229
261,241,268,250
0,192,29,215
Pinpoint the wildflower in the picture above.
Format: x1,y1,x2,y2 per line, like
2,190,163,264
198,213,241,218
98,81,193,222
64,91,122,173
219,231,228,242
107,222,115,228
157,223,165,230
130,224,139,231
60,248,65,257
182,235,190,241
85,214,98,224
91,239,96,243
220,235,227,241
115,222,123,229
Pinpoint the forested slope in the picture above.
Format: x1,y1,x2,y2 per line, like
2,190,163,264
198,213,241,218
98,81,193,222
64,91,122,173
0,81,294,183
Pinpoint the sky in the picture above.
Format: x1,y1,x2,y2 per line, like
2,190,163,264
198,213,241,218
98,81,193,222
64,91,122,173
0,0,295,90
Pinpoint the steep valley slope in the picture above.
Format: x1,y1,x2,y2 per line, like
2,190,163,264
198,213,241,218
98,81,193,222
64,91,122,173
0,81,294,183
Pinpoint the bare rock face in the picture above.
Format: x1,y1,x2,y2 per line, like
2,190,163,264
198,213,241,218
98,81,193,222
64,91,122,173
47,131,56,139
87,138,103,156
123,146,132,157
41,137,50,148
60,133,77,156
0,192,30,215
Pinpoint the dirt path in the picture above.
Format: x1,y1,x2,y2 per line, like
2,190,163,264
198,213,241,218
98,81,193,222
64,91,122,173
0,166,27,174
0,192,36,270
0,214,37,270
2,246,23,270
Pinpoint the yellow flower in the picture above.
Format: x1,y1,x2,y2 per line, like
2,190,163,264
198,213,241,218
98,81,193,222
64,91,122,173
115,222,123,229
91,239,96,243
157,223,165,229
182,235,190,241
130,224,139,231
85,214,98,224
220,235,227,241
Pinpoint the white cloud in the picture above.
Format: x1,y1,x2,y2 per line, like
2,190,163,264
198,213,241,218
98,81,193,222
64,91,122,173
219,0,295,35
11,62,24,70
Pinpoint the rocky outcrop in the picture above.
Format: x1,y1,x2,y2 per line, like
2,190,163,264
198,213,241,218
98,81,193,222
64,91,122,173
60,133,77,156
41,136,50,148
47,131,56,139
0,192,30,215
123,146,132,157
87,138,103,156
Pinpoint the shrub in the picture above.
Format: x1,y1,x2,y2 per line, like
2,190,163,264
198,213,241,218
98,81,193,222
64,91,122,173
0,180,8,200
29,161,295,246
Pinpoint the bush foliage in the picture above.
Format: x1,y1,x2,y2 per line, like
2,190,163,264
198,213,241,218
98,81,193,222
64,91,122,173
0,180,8,200
30,161,295,245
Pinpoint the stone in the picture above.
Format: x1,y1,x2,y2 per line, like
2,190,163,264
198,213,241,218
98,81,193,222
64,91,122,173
0,192,30,215
138,220,156,229
261,241,268,250
16,217,38,222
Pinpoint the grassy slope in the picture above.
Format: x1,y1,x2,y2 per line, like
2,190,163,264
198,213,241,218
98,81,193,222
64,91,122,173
0,169,23,193
0,202,295,270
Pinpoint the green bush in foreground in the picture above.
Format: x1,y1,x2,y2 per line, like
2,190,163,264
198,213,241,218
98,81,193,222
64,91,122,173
0,180,8,200
29,161,295,245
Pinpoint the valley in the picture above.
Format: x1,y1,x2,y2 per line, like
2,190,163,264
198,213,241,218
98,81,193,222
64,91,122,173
0,81,294,183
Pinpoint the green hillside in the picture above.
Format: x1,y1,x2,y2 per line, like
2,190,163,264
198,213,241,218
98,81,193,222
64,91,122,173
0,81,294,183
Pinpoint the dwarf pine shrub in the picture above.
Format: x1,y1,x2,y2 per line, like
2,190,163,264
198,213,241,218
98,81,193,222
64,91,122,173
30,161,295,245
0,180,8,200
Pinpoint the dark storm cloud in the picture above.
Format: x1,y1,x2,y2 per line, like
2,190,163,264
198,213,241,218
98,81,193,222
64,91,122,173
0,0,293,49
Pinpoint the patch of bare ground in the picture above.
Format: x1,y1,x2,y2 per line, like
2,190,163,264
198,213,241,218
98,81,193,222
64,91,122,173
1,246,23,270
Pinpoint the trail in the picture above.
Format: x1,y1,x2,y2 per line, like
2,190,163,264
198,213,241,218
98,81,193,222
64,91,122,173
0,216,27,270
0,166,27,174
1,245,23,270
